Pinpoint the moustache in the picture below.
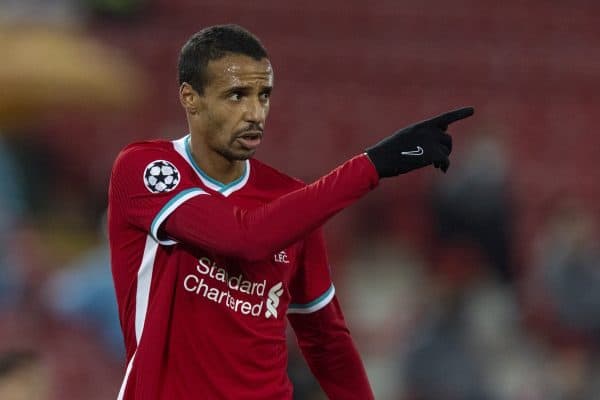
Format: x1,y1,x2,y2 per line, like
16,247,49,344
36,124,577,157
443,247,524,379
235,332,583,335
235,126,264,138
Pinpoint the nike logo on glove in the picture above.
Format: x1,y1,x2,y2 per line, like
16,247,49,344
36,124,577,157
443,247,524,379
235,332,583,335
401,146,424,156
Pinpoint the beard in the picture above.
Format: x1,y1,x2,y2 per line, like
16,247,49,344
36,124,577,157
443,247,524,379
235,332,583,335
216,144,257,161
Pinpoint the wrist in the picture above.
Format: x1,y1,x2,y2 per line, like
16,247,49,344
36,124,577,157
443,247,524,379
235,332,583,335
359,152,381,184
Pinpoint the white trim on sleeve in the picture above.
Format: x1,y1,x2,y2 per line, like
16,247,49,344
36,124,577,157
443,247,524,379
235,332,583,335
149,188,208,245
287,284,336,315
135,235,158,343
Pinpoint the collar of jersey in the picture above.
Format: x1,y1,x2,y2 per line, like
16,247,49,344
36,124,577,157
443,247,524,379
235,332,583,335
172,135,250,197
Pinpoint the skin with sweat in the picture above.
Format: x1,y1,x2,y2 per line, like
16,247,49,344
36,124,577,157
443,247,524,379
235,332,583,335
179,54,274,184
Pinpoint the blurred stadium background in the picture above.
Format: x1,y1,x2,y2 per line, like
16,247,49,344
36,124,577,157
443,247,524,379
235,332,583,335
1,0,599,399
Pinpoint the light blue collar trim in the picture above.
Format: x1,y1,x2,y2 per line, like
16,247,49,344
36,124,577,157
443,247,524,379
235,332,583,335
172,135,250,197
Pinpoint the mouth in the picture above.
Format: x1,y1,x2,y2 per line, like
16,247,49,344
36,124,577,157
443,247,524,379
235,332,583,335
236,131,263,150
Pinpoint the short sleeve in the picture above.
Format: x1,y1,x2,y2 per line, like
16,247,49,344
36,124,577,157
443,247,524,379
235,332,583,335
287,229,335,314
109,144,207,245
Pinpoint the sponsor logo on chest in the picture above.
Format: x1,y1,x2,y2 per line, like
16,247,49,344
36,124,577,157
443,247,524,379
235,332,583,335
183,256,286,319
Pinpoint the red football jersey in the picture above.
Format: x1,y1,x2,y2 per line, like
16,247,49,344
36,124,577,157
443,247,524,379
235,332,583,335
108,136,339,399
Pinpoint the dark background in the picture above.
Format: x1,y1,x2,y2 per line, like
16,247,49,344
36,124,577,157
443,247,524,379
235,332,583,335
0,1,599,399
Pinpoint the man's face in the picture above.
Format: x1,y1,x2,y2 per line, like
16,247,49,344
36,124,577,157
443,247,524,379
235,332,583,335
190,53,273,161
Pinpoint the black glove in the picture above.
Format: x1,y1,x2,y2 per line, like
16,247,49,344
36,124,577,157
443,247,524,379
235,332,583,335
365,107,474,178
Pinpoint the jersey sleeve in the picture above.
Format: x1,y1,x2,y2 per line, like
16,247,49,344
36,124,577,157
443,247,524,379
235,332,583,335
163,154,378,261
287,229,335,315
109,144,207,245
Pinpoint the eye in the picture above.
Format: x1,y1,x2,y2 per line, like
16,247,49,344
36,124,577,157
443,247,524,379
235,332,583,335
228,91,243,101
259,91,271,102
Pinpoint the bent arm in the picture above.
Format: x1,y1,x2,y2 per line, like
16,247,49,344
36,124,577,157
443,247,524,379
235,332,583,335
288,297,374,399
162,154,378,260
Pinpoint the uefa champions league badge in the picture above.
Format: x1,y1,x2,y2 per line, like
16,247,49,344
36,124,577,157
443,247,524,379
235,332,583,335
143,160,181,193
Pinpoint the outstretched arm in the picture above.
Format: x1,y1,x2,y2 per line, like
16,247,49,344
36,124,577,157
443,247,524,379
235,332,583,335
162,154,378,261
112,107,473,261
162,107,473,260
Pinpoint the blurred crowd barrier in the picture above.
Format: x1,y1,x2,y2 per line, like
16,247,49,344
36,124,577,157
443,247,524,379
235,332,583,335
1,1,599,399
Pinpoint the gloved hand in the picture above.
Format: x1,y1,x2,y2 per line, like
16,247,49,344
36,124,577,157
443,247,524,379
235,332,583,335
365,107,474,178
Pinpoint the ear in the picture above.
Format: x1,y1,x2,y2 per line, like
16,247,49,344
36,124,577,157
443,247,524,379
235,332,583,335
179,83,201,114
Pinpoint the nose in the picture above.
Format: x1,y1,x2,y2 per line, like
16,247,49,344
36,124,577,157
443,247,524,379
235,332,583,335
244,98,266,124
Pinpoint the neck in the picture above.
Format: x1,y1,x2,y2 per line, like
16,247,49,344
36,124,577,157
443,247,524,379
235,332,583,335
188,135,245,185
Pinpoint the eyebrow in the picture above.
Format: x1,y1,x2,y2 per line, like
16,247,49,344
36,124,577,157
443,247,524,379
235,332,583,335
224,85,273,95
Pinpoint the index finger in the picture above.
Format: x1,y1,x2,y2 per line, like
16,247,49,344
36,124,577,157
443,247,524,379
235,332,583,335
429,106,474,127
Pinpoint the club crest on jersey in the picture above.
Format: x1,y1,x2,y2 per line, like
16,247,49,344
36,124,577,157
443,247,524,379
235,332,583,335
143,160,180,193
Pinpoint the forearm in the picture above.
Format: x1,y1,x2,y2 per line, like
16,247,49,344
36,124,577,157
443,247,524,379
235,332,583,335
163,154,378,260
289,298,374,400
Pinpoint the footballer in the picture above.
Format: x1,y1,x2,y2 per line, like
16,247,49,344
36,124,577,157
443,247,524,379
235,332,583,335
108,24,473,399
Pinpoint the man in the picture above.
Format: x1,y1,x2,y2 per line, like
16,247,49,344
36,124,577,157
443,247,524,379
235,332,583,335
108,24,473,399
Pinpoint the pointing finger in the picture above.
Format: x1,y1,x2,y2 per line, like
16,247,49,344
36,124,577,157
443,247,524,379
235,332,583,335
429,106,474,128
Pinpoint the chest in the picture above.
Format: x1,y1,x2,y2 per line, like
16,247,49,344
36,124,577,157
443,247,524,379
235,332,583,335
170,189,303,321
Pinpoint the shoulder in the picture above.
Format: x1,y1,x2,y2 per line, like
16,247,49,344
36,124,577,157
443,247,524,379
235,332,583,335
110,139,190,185
250,158,305,193
112,139,185,171
114,139,175,162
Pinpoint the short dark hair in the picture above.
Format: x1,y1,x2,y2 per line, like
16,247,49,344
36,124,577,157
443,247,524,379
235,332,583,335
178,24,269,94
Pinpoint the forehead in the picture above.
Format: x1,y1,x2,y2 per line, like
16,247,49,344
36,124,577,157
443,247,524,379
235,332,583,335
205,54,273,90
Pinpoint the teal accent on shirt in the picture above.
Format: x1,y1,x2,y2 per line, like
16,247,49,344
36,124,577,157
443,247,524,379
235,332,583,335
289,284,335,310
184,136,247,193
150,188,205,240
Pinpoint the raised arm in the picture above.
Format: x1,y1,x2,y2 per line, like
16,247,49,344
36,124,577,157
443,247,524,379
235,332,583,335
111,107,473,261
162,154,377,261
